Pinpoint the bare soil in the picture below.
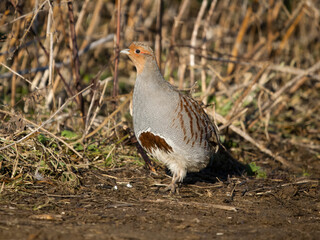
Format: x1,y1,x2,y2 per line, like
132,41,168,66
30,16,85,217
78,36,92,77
1,164,319,240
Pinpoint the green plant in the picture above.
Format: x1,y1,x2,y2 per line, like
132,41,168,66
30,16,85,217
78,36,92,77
247,162,267,179
61,130,78,140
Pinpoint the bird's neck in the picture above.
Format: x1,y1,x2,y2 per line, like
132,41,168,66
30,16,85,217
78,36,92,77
136,59,165,84
134,60,174,100
139,58,160,76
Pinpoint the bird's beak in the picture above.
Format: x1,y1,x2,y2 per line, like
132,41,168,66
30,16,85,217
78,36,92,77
120,49,130,55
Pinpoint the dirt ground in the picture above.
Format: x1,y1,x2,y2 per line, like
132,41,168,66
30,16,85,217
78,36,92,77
1,163,319,240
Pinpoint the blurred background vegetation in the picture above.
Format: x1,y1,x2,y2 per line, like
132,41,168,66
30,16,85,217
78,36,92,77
0,0,319,187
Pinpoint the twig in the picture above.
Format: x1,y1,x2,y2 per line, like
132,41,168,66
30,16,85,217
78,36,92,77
0,35,115,79
226,63,269,120
30,28,75,101
0,63,38,89
85,77,113,138
84,86,98,135
266,64,320,81
67,1,83,117
227,6,252,74
17,0,48,53
285,139,320,151
170,0,190,48
79,0,104,50
85,93,131,139
46,1,54,86
219,108,248,130
276,3,306,55
155,0,162,71
113,0,121,98
190,0,207,85
0,85,93,156
0,110,83,158
201,0,217,103
167,0,190,81
11,143,19,178
248,61,320,129
10,58,18,107
79,34,115,56
213,112,300,171
75,0,91,34
142,199,238,212
4,46,319,81
262,61,320,111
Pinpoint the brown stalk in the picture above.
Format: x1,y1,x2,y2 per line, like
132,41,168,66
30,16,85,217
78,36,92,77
12,0,47,56
141,199,238,212
227,6,252,75
248,96,283,130
190,0,207,86
8,8,23,107
213,112,300,171
200,0,217,103
266,0,282,56
276,5,305,55
226,64,269,121
11,58,18,107
125,0,138,42
1,62,36,88
0,84,93,156
167,0,190,81
84,76,113,139
82,60,113,139
56,0,68,47
267,0,275,55
75,0,91,35
143,0,158,30
267,64,320,80
85,93,131,139
67,1,84,119
155,0,162,71
289,76,309,93
263,61,320,110
248,61,320,129
11,143,19,178
79,0,104,50
0,108,83,159
113,0,121,98
30,27,76,108
178,62,187,89
47,0,54,113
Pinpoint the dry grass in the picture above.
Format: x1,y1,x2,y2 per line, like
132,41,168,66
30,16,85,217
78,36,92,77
0,0,319,190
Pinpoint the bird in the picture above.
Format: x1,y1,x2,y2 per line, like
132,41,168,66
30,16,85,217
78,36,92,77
121,42,220,192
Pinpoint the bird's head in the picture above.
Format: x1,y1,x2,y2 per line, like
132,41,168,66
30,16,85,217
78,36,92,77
121,42,156,74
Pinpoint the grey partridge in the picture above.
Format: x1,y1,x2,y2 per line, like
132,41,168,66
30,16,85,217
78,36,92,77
121,42,220,192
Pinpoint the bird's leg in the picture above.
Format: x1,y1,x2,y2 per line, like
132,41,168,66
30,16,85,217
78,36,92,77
164,173,179,194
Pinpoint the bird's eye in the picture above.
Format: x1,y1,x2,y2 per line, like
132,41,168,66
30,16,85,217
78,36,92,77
135,49,140,54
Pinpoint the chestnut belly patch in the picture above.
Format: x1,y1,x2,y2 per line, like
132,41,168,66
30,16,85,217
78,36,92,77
138,132,173,154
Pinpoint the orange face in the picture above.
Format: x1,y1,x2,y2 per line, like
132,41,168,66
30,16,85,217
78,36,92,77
121,42,154,74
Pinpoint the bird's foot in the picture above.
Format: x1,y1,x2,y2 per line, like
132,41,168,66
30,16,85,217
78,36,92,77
158,182,179,194
166,183,178,194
